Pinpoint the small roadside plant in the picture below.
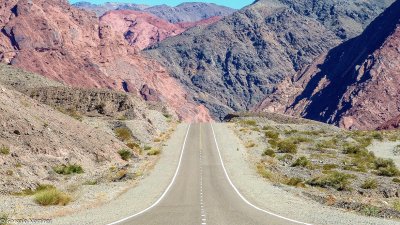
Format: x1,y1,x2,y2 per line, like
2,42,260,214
53,164,84,175
0,145,10,155
118,149,132,161
147,148,161,156
361,179,378,189
292,156,311,168
286,177,305,187
34,188,71,206
277,139,297,154
114,127,132,142
307,171,354,191
262,148,276,158
361,205,380,217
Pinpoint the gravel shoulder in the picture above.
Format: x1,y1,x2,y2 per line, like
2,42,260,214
213,123,399,225
51,123,189,225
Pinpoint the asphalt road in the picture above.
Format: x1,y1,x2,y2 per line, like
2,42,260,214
116,123,303,225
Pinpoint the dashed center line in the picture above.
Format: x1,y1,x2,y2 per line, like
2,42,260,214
199,125,207,225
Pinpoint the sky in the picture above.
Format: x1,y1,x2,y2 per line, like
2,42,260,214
68,0,254,9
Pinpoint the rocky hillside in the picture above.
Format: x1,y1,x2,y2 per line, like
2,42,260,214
100,10,221,50
73,1,236,21
0,0,211,122
255,0,400,130
145,0,394,119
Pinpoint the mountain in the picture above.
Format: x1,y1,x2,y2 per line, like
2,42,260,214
100,10,221,50
255,0,400,130
0,0,211,122
145,0,394,120
144,2,236,23
72,1,236,21
72,1,150,16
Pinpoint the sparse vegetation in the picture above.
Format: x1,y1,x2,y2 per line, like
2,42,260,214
118,149,132,161
361,179,378,189
393,178,400,183
0,214,7,225
240,120,257,126
245,141,256,148
147,148,161,156
53,164,84,175
0,145,10,155
393,201,400,211
265,130,279,139
286,177,305,187
262,148,276,157
374,158,400,177
323,164,338,171
292,156,312,168
34,188,71,206
277,154,294,161
256,163,272,180
361,205,380,217
307,171,354,191
127,142,142,155
114,127,132,142
277,139,297,154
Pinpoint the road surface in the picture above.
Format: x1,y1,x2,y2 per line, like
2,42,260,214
113,123,304,225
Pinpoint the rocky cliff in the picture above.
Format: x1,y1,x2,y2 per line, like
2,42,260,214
145,0,393,120
255,0,400,130
0,0,211,122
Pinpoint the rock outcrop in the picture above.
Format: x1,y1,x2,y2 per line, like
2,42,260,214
0,0,211,122
255,0,400,130
100,10,221,50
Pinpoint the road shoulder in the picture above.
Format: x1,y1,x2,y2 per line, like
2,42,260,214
213,123,399,225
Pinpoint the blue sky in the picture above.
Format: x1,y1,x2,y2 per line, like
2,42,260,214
68,0,254,9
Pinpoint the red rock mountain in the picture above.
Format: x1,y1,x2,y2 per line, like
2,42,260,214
100,10,221,50
0,0,211,122
255,0,400,130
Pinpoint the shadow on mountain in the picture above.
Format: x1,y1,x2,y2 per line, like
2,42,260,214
290,0,400,123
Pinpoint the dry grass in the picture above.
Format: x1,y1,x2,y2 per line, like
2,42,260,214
34,188,71,206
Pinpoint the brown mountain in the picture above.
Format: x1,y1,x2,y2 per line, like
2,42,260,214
100,10,221,50
255,0,400,130
0,0,211,122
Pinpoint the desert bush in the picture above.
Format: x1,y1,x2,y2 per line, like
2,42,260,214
147,148,161,156
0,214,7,225
393,178,400,183
53,164,84,175
323,164,338,171
394,201,400,211
118,149,132,161
371,132,384,141
316,139,338,149
126,142,142,154
307,171,354,191
256,163,272,180
278,154,294,161
292,156,311,168
114,127,132,142
343,144,365,155
240,120,257,126
265,130,279,139
245,141,256,148
289,136,312,144
277,139,297,154
361,205,380,217
286,177,304,187
374,158,400,177
0,145,10,155
34,188,71,206
361,179,378,189
144,145,152,151
262,125,274,130
262,148,276,157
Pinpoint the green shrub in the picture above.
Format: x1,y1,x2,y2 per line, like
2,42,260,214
393,178,400,183
284,130,298,135
343,144,365,154
0,214,7,225
118,149,132,161
323,164,338,171
374,158,400,177
371,132,384,141
0,146,10,155
277,154,294,161
361,179,378,189
394,201,400,211
307,171,354,191
292,156,311,168
286,177,304,187
147,148,161,156
277,139,297,154
315,139,337,149
265,130,279,139
289,136,312,144
262,125,274,130
268,139,279,149
240,120,257,126
361,205,380,217
54,164,84,175
262,148,276,157
144,145,152,151
114,127,132,142
34,188,71,206
256,163,272,179
17,184,56,196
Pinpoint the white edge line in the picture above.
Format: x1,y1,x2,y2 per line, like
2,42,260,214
106,124,192,225
210,123,312,225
